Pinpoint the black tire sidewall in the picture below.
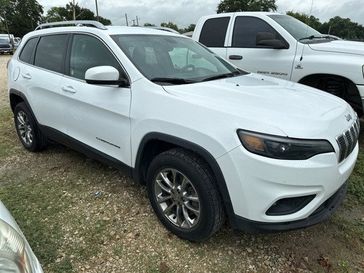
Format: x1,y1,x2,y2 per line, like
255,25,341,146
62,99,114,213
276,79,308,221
147,151,220,242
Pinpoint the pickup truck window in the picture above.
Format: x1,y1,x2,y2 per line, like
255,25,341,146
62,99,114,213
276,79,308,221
268,15,327,43
232,16,280,48
112,34,243,84
199,17,230,47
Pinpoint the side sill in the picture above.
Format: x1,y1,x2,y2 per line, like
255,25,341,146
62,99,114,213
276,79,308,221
39,125,133,176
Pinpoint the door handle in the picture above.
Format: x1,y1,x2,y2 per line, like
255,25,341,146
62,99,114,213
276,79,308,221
229,55,243,60
21,73,32,79
62,86,77,94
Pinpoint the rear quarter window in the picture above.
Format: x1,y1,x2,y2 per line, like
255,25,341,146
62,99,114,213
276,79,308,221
199,17,230,47
19,37,38,64
34,34,68,73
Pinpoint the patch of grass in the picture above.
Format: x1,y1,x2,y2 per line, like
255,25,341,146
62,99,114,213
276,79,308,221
348,149,364,204
0,174,75,273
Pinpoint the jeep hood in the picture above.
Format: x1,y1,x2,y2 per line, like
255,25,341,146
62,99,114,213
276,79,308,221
309,40,364,56
162,74,352,139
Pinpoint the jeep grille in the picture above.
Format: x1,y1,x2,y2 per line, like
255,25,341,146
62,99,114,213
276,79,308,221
336,116,360,162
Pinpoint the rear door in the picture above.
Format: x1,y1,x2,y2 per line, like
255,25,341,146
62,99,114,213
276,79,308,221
18,34,68,132
60,33,132,165
226,16,296,80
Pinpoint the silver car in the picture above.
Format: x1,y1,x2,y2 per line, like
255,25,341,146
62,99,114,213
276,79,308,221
0,201,43,273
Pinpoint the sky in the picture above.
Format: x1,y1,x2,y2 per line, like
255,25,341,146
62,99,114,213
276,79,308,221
37,0,364,28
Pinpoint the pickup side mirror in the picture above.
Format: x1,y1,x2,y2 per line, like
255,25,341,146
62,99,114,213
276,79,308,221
85,66,129,87
256,32,289,49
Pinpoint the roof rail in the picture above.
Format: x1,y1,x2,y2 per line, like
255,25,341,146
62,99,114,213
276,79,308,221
35,20,107,31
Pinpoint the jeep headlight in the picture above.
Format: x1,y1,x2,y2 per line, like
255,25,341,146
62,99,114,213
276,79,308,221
237,130,334,160
0,219,33,273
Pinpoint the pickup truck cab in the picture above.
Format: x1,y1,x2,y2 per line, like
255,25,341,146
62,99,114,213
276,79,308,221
193,12,364,116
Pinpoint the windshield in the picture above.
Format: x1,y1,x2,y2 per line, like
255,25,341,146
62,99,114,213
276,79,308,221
111,34,245,84
268,15,329,43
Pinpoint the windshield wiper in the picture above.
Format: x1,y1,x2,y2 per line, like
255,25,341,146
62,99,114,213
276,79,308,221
202,71,241,82
298,35,333,41
150,77,196,85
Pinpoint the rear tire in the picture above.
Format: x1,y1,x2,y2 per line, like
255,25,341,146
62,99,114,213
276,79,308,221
14,102,47,152
146,148,225,242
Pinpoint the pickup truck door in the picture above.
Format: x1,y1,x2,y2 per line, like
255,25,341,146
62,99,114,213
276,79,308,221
226,16,296,81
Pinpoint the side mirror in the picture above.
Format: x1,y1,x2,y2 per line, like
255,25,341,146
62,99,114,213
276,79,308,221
85,66,129,87
256,32,288,49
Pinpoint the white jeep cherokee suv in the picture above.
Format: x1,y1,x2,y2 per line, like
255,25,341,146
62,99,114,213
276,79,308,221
7,21,360,242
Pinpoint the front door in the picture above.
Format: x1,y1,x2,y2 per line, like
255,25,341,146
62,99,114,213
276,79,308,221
60,34,131,165
226,16,296,81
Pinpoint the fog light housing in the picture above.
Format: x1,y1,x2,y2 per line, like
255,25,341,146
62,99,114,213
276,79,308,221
266,195,316,216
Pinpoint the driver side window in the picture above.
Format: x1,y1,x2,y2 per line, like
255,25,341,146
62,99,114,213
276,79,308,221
232,16,280,48
69,34,125,80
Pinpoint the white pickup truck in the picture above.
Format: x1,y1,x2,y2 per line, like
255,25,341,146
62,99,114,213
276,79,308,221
193,12,364,116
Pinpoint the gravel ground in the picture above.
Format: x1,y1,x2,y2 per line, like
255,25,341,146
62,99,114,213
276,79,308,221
0,55,363,273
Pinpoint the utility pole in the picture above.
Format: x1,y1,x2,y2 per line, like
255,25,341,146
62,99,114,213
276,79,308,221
95,0,99,21
72,0,76,20
125,13,128,26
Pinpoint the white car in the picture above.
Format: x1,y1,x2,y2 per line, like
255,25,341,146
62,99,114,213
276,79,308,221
7,21,359,241
192,12,364,116
0,200,43,272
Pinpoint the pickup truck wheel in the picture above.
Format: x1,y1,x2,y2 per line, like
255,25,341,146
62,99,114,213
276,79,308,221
146,148,224,242
14,102,47,152
302,76,363,116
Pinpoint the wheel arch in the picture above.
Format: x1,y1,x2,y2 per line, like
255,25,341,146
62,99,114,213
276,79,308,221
133,132,237,227
298,73,363,115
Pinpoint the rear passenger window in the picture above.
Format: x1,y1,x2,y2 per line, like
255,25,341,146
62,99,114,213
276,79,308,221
19,38,38,64
69,34,123,80
199,17,230,47
232,17,279,48
34,35,68,73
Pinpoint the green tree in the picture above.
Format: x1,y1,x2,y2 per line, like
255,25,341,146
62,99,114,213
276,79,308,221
320,16,364,40
45,2,111,25
217,0,277,13
144,23,156,27
0,0,43,37
286,11,322,31
182,24,196,33
160,22,180,32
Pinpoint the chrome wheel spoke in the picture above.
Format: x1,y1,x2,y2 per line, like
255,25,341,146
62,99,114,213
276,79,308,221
17,114,25,125
163,202,176,215
175,205,182,226
181,205,192,228
183,194,199,202
157,193,172,203
184,202,200,216
156,178,172,193
180,177,189,190
161,172,175,189
154,168,200,230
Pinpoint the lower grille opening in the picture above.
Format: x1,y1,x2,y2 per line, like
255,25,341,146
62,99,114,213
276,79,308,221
266,195,316,216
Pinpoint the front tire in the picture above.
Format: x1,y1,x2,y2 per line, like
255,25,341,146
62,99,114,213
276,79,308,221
146,148,224,242
14,102,47,152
